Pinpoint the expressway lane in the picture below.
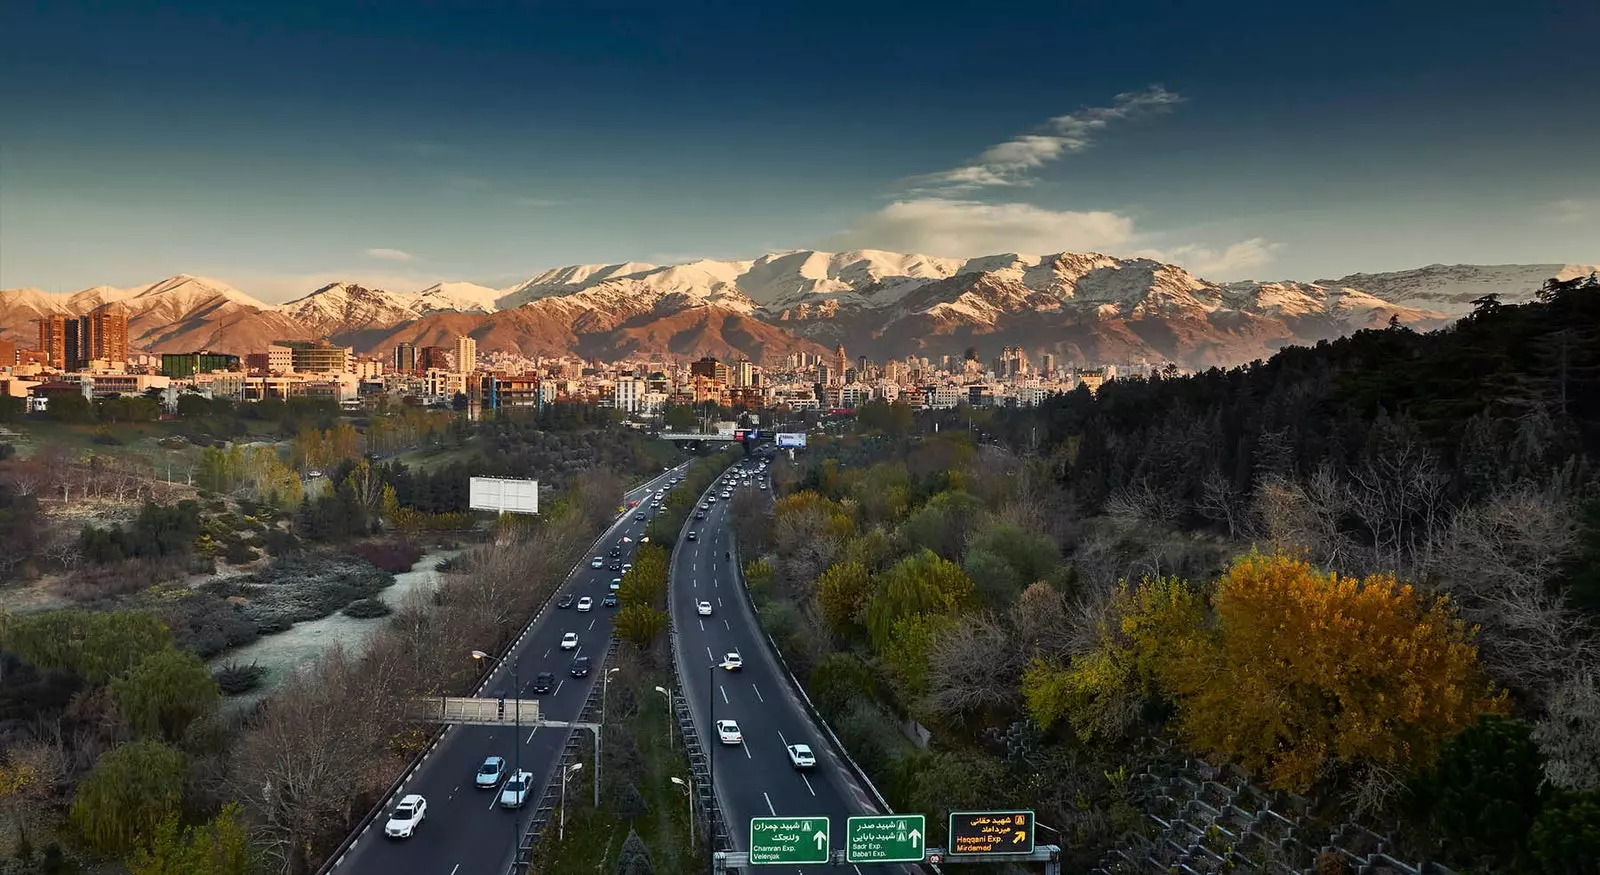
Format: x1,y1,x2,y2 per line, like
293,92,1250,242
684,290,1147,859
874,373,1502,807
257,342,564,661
334,461,693,875
670,463,907,875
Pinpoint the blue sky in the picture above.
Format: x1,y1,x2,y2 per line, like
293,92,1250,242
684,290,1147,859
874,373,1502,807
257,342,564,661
3,0,1597,302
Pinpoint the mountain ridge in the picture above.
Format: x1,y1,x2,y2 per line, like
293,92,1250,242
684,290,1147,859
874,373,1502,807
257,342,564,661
3,253,1594,368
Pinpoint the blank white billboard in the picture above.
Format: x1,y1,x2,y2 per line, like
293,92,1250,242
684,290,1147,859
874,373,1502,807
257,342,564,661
469,477,540,514
775,433,807,448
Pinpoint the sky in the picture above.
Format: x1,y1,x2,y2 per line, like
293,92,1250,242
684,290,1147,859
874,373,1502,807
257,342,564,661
2,0,1597,303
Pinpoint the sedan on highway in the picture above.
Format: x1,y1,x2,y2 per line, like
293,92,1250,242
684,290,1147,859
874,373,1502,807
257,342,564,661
695,511,705,520
610,578,622,590
636,512,647,520
787,744,817,769
560,632,579,650
384,795,427,838
532,672,554,694
716,719,743,744
687,531,697,541
723,651,743,671
556,594,575,609
577,597,593,612
697,600,713,616
570,656,590,677
499,771,534,808
475,757,506,788
590,557,604,568
602,594,618,607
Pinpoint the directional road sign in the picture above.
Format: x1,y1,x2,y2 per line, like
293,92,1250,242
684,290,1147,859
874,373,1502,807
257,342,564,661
948,810,1035,855
749,816,830,865
846,815,926,864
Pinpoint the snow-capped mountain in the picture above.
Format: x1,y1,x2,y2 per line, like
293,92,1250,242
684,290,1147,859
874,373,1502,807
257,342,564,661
281,283,418,334
1,255,1591,368
413,282,502,314
1316,263,1600,317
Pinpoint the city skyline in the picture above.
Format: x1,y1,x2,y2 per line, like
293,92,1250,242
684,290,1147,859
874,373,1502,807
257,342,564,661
3,0,1597,302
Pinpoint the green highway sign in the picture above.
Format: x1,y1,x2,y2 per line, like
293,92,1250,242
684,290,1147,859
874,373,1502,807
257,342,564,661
846,815,926,864
749,816,830,865
948,810,1035,855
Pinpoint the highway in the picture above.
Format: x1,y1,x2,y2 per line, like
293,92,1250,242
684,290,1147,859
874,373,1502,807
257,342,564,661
669,462,911,875
333,461,693,875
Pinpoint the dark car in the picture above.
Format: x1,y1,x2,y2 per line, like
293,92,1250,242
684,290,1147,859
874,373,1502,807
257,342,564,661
609,562,621,571
610,546,622,557
602,594,618,608
687,531,697,541
531,672,554,694
694,511,705,520
570,656,590,678
556,594,575,609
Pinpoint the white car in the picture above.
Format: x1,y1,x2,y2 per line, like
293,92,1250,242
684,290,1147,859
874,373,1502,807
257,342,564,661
499,770,534,808
384,794,427,838
697,600,712,616
622,563,633,573
787,744,816,769
759,483,767,490
590,557,604,568
560,632,579,650
611,578,622,590
475,756,506,789
723,651,743,671
717,719,743,744
707,497,717,504
577,597,593,612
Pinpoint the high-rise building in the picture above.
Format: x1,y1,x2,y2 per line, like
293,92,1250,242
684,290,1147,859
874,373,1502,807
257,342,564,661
690,356,729,383
271,340,351,374
1041,353,1056,377
36,316,71,369
418,346,450,371
79,304,129,366
455,335,477,373
834,344,848,386
734,359,754,388
0,339,16,367
393,342,417,374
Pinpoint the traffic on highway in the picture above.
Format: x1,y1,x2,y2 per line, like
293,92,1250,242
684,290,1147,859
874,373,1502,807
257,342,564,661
332,461,694,875
668,457,913,874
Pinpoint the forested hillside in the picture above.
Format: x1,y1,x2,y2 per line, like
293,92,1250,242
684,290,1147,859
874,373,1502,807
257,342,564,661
743,275,1600,873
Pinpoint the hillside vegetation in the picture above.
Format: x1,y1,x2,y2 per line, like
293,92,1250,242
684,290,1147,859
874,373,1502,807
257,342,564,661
742,276,1600,873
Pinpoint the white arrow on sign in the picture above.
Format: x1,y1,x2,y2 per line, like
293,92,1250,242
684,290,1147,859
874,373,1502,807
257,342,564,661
909,828,922,844
813,831,827,850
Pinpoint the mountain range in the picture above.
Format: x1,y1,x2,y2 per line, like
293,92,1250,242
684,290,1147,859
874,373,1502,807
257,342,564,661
3,252,1596,370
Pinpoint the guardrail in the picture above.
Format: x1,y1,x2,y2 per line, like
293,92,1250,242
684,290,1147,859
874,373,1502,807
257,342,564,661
316,469,681,875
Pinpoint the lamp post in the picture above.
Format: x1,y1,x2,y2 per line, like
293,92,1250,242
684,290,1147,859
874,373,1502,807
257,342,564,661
471,649,519,873
602,667,620,725
559,762,584,842
654,684,674,746
706,661,718,875
671,776,695,844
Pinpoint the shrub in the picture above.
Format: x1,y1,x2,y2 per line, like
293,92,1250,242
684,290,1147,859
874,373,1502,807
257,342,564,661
261,529,301,556
344,540,424,574
150,589,259,658
212,662,267,696
223,541,259,565
342,598,392,619
1408,715,1546,867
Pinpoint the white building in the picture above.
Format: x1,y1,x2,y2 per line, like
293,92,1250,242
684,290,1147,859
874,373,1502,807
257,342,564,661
613,377,646,413
455,335,477,373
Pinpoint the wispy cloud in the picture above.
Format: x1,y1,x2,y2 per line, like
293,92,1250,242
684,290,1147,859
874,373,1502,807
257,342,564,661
1139,238,1283,278
1549,198,1590,224
392,142,451,157
832,199,1135,258
905,86,1184,195
364,248,417,262
507,195,564,208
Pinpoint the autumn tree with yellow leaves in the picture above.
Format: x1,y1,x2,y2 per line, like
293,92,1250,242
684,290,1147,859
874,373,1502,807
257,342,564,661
1026,552,1502,792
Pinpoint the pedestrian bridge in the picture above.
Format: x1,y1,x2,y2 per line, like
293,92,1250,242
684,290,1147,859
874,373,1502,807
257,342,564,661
416,696,541,725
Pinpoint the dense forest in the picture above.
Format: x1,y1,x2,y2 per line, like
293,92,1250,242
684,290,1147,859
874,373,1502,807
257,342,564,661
743,276,1600,873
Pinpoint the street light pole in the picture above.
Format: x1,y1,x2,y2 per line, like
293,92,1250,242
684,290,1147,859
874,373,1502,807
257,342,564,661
560,762,584,843
472,649,520,873
671,776,695,844
707,662,716,875
654,684,674,747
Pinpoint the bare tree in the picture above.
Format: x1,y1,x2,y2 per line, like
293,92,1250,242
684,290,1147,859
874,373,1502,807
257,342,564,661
925,614,1023,721
1345,436,1449,575
1533,671,1600,791
1426,479,1596,697
1103,479,1176,527
1252,462,1354,571
1196,465,1243,540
